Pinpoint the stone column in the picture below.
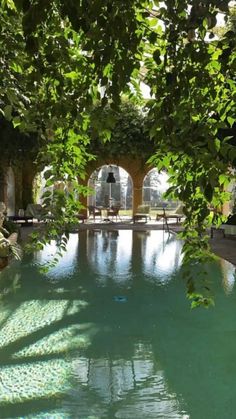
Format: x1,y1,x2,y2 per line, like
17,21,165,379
132,182,143,215
222,201,230,216
0,169,6,203
22,162,37,210
116,158,148,215
13,164,23,213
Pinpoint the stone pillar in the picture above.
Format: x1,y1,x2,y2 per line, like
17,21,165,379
222,201,230,216
81,157,152,216
13,164,23,213
79,194,88,217
0,169,6,203
132,182,143,214
22,162,37,209
116,158,148,215
6,167,15,215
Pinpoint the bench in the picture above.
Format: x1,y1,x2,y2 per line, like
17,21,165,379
8,215,34,226
133,213,150,223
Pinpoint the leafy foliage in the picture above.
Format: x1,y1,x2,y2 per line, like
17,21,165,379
89,100,155,159
0,0,236,305
0,117,39,163
142,1,236,306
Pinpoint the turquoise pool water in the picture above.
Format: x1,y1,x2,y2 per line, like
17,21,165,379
0,229,235,418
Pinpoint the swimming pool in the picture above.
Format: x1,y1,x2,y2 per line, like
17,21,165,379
0,229,235,418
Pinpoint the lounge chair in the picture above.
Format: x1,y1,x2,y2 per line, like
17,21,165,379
211,213,236,238
88,206,102,221
156,204,184,224
8,214,34,225
76,213,86,223
25,203,54,222
223,225,236,237
133,205,151,223
211,224,236,238
106,206,121,221
25,203,45,221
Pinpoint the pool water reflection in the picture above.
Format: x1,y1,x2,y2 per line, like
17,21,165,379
0,230,235,418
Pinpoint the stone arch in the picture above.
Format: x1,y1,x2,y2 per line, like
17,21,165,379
25,156,155,217
79,156,152,215
88,164,133,211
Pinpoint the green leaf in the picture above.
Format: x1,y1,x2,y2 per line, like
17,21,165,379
10,62,23,73
13,116,21,127
204,184,213,202
227,116,235,127
214,138,221,152
64,71,79,80
4,0,17,10
153,49,161,65
3,105,12,120
219,174,230,187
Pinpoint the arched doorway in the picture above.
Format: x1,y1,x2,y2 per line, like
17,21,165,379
88,165,133,215
143,169,170,209
33,167,68,205
33,169,49,204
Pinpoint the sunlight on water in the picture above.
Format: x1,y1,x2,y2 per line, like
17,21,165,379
219,258,236,295
0,300,70,348
0,230,235,418
0,359,70,404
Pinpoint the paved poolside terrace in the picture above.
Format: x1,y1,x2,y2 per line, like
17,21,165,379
18,217,236,268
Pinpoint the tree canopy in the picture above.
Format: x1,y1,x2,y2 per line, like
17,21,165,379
1,0,236,306
89,101,155,159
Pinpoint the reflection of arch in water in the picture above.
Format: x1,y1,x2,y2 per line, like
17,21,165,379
6,167,15,215
140,230,183,281
86,230,183,286
71,342,183,417
86,229,133,284
88,165,133,210
219,258,236,295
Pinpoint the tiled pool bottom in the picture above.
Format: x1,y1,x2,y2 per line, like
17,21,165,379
0,230,236,418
